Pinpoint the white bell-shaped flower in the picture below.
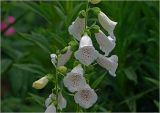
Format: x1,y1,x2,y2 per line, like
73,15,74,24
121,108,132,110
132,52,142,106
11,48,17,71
50,53,57,67
57,46,72,67
75,34,98,65
58,92,67,110
45,104,56,113
96,54,118,77
68,17,85,41
45,93,56,107
74,85,98,109
98,11,117,39
95,30,115,56
63,64,86,92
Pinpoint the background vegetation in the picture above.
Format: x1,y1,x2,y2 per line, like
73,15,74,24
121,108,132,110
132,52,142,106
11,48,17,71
1,1,159,112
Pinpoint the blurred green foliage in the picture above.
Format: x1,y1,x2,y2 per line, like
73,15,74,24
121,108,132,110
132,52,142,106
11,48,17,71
1,1,159,112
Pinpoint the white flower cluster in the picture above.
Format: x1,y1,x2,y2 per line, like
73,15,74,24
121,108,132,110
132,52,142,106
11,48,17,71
69,7,118,77
33,1,118,112
63,64,97,109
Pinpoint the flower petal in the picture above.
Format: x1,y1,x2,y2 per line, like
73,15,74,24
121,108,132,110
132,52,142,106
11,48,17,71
68,17,85,41
45,104,56,113
57,46,72,67
50,53,57,66
63,65,86,92
96,54,118,77
95,30,115,56
75,34,98,65
58,92,67,110
74,87,98,109
45,97,52,108
98,11,117,38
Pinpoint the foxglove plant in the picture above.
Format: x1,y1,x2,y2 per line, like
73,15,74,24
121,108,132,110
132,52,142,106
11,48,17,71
32,0,118,112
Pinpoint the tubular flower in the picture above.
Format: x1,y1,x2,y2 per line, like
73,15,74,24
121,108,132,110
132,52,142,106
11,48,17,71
74,85,98,109
97,10,117,39
95,30,115,56
58,92,67,110
63,64,86,92
57,46,73,67
50,53,57,66
75,34,99,65
96,54,118,77
68,17,85,41
32,76,48,89
45,93,56,107
45,104,56,113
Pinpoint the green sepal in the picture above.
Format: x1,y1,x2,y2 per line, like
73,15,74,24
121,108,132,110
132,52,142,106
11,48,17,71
83,28,91,37
91,7,101,16
69,40,79,51
78,10,86,18
46,73,54,81
90,24,100,34
73,60,81,67
57,66,67,74
60,47,68,54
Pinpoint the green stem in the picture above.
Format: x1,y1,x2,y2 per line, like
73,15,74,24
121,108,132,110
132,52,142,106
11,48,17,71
55,68,58,110
85,0,90,29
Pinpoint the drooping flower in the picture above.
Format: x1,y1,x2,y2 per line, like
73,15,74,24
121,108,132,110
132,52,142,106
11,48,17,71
96,54,118,77
57,46,72,67
45,93,56,107
75,34,98,65
68,11,86,41
63,64,86,92
50,53,57,66
95,30,115,56
32,76,49,89
92,7,117,39
45,104,56,113
58,92,67,110
74,85,98,109
98,11,117,38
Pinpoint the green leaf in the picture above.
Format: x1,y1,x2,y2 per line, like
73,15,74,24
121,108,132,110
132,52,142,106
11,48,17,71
144,77,159,86
124,67,137,84
91,72,106,89
28,93,45,107
13,63,46,75
18,32,51,54
153,100,159,109
1,59,13,75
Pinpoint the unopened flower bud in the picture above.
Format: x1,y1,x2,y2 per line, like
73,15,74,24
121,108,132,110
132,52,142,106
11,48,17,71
90,0,101,4
32,76,49,89
57,66,67,74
